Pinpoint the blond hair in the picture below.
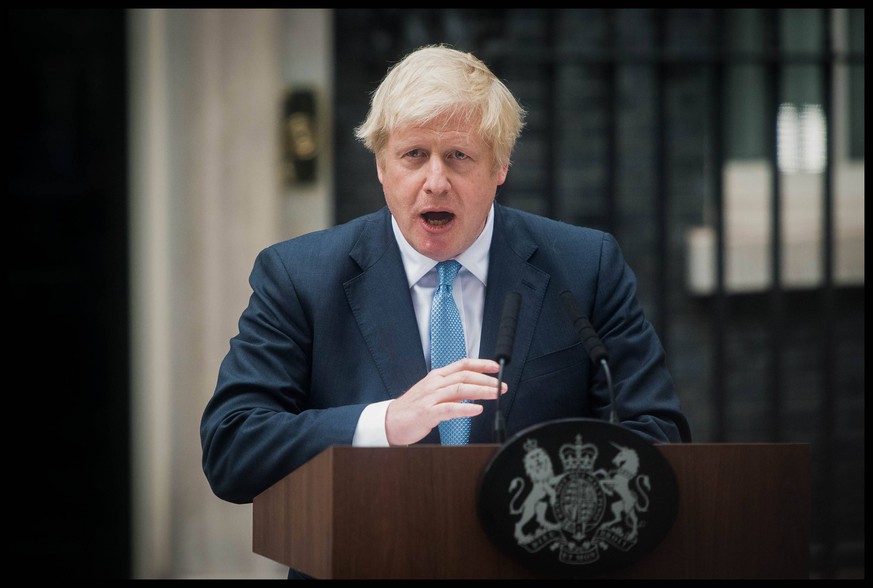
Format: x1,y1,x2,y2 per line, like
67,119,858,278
354,44,526,171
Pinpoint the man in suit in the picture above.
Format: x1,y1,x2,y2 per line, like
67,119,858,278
201,44,691,508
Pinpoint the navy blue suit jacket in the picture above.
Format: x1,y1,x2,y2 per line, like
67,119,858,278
201,204,691,504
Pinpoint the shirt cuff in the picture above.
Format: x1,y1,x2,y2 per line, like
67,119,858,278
352,399,393,447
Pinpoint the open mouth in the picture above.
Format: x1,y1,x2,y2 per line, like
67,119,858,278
422,211,455,227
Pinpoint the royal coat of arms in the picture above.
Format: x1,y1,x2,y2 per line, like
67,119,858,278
478,419,678,578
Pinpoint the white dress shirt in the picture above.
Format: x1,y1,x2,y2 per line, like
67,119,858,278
352,205,494,446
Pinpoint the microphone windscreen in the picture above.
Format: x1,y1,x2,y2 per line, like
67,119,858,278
495,291,522,364
560,290,609,363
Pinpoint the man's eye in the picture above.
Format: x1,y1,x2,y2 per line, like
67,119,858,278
452,151,468,160
406,149,423,158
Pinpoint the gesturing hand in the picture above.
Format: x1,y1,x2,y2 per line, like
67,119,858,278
385,358,507,446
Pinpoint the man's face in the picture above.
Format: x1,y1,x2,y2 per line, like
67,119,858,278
376,114,508,262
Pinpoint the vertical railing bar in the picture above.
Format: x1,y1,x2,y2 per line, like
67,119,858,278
653,9,669,339
545,10,559,220
765,8,784,443
605,10,618,236
818,9,837,579
711,9,728,442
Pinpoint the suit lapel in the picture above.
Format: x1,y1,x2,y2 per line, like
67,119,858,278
344,209,428,402
471,204,550,443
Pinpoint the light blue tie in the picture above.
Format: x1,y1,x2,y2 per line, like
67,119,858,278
431,260,471,445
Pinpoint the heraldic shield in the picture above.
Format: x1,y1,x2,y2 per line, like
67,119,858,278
477,418,679,578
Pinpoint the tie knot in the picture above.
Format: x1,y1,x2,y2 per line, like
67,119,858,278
436,260,462,286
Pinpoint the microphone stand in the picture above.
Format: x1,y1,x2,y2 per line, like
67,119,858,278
493,292,521,444
494,358,507,443
600,358,618,425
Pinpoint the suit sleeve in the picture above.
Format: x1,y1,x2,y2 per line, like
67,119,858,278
590,233,692,443
200,246,367,504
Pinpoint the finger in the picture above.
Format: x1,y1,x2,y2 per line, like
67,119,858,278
435,370,506,389
437,380,508,403
435,399,485,421
432,357,501,376
431,366,509,390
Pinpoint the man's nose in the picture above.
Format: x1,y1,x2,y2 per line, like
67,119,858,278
423,158,450,194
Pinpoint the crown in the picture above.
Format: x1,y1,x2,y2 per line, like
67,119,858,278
560,434,598,471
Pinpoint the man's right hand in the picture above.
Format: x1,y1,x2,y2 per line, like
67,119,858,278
384,358,507,446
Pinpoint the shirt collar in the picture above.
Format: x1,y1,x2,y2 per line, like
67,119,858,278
391,203,493,287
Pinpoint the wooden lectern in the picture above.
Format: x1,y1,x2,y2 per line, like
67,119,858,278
252,443,809,579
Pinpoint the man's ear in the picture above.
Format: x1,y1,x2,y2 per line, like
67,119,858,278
496,162,509,186
375,156,385,185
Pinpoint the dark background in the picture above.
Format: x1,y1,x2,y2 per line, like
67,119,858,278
10,9,130,577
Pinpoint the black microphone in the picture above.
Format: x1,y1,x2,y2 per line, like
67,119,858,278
495,292,521,364
560,290,618,425
493,291,521,443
